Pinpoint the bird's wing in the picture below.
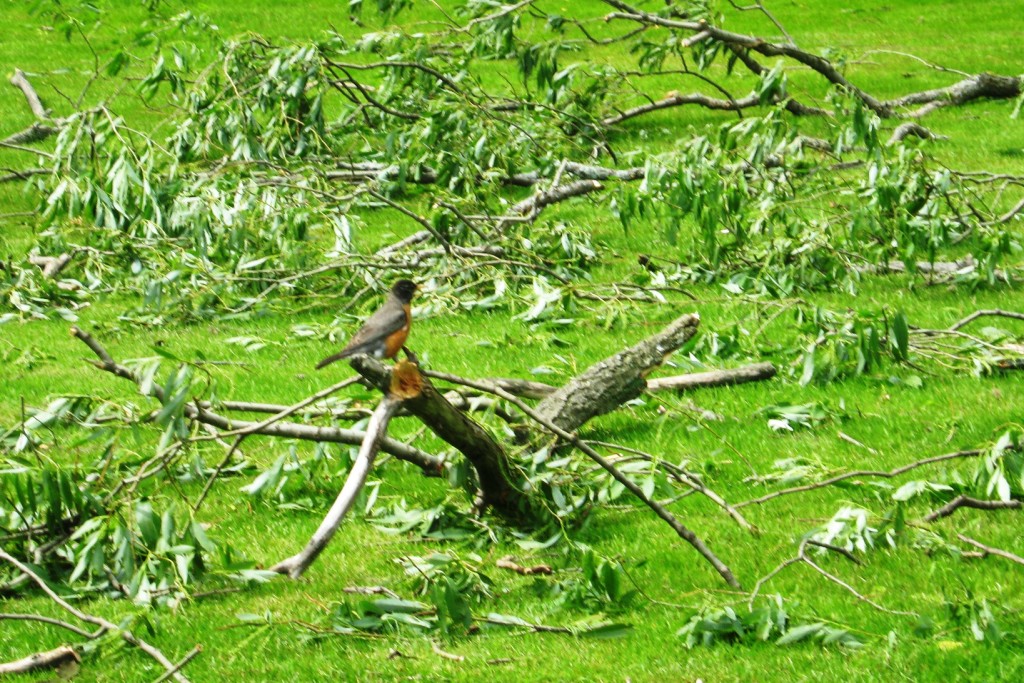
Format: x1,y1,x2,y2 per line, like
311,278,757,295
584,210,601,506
345,303,408,351
316,302,408,369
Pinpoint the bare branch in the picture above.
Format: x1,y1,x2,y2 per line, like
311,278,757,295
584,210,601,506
749,539,916,616
949,308,1024,332
535,312,700,432
272,394,404,578
10,69,50,119
924,495,1021,522
152,646,203,683
888,73,1023,117
604,92,761,127
887,122,943,145
0,646,79,676
957,534,1024,566
0,612,97,638
646,362,776,392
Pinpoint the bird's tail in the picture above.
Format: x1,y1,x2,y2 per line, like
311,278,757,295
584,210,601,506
315,349,352,370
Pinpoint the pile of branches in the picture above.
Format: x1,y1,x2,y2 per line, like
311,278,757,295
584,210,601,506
2,0,1022,323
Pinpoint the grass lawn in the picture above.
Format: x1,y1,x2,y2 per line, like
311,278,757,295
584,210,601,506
1,1,1023,681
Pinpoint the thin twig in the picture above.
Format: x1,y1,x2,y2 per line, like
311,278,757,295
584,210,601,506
949,309,1024,332
737,448,986,508
151,646,202,683
748,539,916,616
957,534,1024,566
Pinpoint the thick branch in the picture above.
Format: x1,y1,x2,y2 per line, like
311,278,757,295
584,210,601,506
418,370,741,588
507,179,604,218
535,312,700,432
10,69,49,119
349,356,527,518
331,160,643,188
887,122,942,145
0,646,79,676
886,73,1023,117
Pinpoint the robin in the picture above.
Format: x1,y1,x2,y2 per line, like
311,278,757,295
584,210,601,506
316,279,417,369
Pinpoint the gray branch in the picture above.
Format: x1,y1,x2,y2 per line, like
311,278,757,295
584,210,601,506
535,312,700,431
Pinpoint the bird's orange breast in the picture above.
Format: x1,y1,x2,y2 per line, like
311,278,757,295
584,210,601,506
382,304,411,358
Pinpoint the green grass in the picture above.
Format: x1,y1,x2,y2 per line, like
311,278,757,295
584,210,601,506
2,1,1024,681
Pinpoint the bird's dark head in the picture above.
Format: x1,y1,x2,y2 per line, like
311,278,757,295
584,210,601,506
391,279,417,303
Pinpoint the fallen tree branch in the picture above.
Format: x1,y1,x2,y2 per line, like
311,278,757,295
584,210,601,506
152,646,203,683
0,612,98,638
0,167,49,182
421,369,741,589
70,326,443,474
604,91,761,127
10,69,49,118
891,73,1023,117
601,1,1021,119
330,159,644,188
646,362,776,392
585,439,756,534
2,123,60,148
737,447,987,508
949,308,1024,332
272,394,404,579
957,534,1024,566
505,179,604,222
350,356,528,518
749,539,916,616
29,253,73,278
924,495,1022,522
5,70,62,149
887,122,943,145
475,362,776,401
0,646,79,676
534,312,700,432
496,556,553,576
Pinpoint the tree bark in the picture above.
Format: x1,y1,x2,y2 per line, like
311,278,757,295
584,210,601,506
646,362,776,391
535,312,700,432
349,356,527,519
0,646,79,675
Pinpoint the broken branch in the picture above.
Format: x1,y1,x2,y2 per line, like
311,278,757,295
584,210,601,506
272,394,402,578
0,646,79,676
924,495,1021,522
535,312,700,432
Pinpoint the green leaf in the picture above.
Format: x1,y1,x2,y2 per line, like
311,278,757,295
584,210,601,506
892,311,909,361
776,623,824,645
579,623,633,639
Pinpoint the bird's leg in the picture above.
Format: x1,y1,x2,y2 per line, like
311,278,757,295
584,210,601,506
401,346,419,365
